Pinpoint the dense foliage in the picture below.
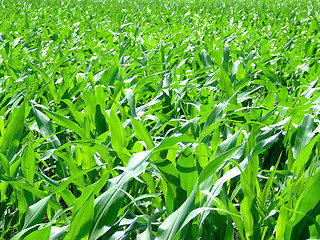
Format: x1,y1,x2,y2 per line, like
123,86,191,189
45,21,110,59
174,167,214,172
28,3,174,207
1,0,320,239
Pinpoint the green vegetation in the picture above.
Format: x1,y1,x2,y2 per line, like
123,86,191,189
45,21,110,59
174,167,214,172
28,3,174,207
1,0,320,239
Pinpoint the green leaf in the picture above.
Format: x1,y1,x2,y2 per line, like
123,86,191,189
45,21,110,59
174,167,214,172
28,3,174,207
95,104,107,136
125,88,137,118
252,132,281,156
201,49,212,68
23,196,50,229
213,49,235,103
37,170,76,207
89,150,152,240
21,142,36,185
154,134,196,153
1,101,25,162
180,207,232,231
131,118,154,150
156,183,198,240
24,58,59,101
24,226,51,240
222,44,230,71
285,170,320,240
32,107,61,149
43,109,88,140
291,133,320,175
105,109,126,152
0,176,60,210
50,226,67,240
65,195,94,240
202,102,226,131
293,114,314,159
199,130,242,184
0,152,10,175
10,225,40,240
177,147,198,196
64,170,110,240
195,143,211,168
152,159,180,189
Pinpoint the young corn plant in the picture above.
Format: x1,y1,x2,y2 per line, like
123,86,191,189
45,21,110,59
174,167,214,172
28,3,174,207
1,0,320,239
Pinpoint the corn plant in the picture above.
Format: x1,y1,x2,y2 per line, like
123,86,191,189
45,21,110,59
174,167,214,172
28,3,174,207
1,0,320,239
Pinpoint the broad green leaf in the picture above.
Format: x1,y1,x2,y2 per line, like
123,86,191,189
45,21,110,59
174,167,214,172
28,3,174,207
260,153,282,206
195,143,210,168
89,150,152,240
105,109,126,152
0,176,60,210
21,143,36,185
95,105,107,136
293,114,314,159
213,50,235,103
24,226,51,240
24,58,59,102
156,182,198,240
252,132,281,156
61,99,85,127
1,101,25,162
222,43,230,72
43,109,88,140
23,196,50,229
291,133,320,175
125,88,137,118
152,159,180,189
10,225,40,240
0,152,10,175
214,130,241,158
198,143,242,185
131,118,154,149
50,226,67,240
180,207,232,231
285,169,320,240
37,170,76,207
32,107,61,148
202,102,226,131
154,134,196,153
64,195,94,240
177,147,198,196
199,130,242,184
201,49,212,68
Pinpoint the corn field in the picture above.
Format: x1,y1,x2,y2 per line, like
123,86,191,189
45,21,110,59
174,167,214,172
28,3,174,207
1,0,320,239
